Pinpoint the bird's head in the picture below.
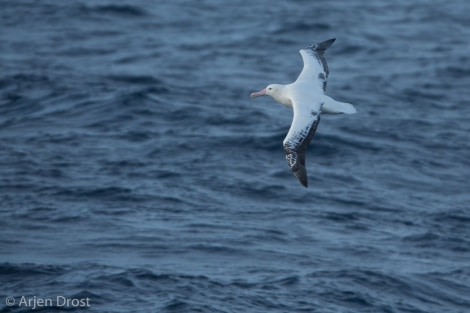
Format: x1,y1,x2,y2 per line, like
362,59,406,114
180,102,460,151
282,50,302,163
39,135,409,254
251,84,292,107
250,84,283,99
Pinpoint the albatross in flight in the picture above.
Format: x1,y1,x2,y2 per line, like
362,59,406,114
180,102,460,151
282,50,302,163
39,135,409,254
250,38,356,188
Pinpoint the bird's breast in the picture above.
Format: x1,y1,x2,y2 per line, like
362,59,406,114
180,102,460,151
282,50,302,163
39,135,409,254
272,93,293,108
279,98,293,108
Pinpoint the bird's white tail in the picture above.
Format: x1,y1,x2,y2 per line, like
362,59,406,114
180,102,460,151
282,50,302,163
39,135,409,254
322,96,357,114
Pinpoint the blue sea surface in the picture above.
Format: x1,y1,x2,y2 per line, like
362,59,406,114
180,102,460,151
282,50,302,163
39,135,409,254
1,1,469,312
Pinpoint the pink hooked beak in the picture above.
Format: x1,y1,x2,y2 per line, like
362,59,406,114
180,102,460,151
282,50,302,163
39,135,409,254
250,88,266,98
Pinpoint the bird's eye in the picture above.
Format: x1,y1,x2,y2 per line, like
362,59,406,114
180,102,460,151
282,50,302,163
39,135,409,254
268,87,272,90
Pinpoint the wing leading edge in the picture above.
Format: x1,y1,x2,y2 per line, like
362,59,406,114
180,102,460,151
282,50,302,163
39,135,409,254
283,93,323,188
295,38,336,92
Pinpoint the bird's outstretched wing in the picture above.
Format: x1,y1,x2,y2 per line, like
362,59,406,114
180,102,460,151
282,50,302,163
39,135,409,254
295,38,336,93
283,92,323,188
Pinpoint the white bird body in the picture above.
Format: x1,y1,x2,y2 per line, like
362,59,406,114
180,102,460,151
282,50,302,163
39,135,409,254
250,38,356,187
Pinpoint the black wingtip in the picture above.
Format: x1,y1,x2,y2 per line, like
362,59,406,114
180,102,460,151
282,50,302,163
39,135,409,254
293,167,309,188
308,38,336,53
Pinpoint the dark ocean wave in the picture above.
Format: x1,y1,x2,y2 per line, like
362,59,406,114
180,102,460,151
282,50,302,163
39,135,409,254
4,262,465,313
78,4,150,18
274,21,331,35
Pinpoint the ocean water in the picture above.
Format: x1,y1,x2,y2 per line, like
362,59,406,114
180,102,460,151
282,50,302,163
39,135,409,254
1,0,469,312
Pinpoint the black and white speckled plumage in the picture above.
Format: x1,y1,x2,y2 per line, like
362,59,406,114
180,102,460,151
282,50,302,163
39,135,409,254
283,106,322,187
281,38,335,187
296,38,335,93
